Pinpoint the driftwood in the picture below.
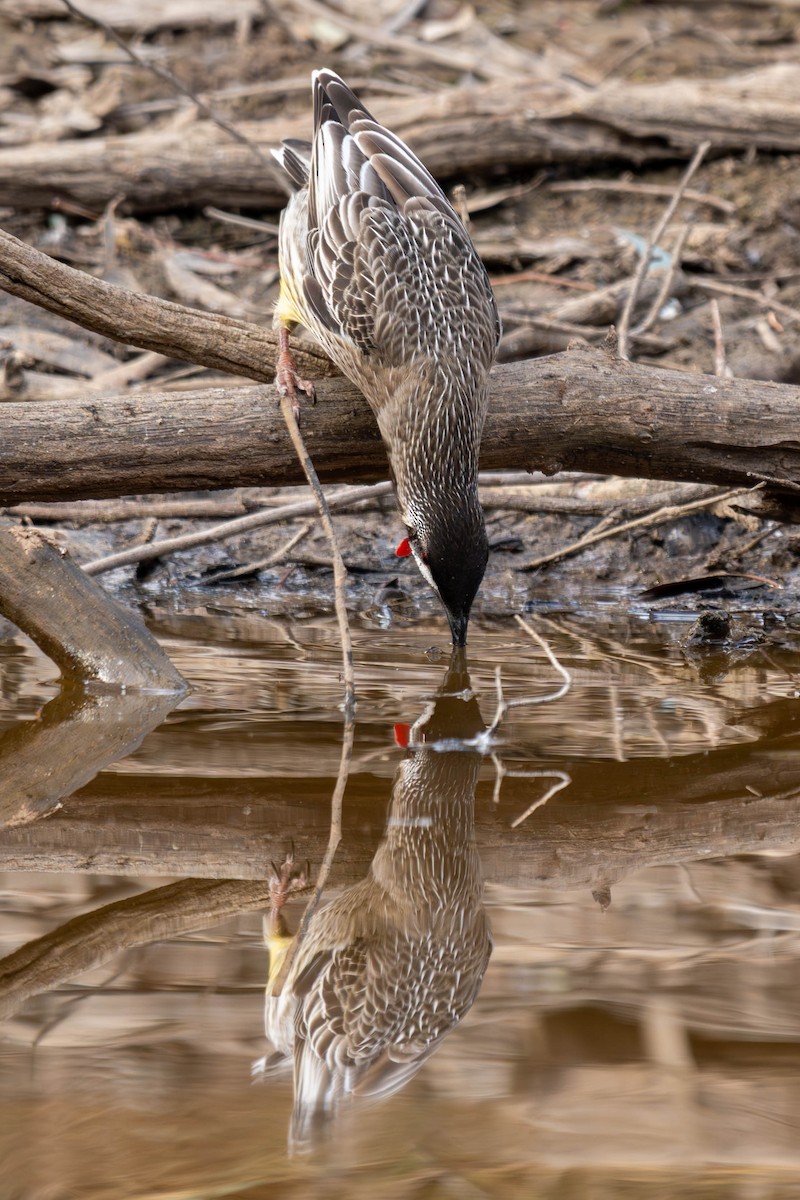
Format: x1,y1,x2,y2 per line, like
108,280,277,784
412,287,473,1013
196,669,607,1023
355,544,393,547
1,227,798,505
0,526,187,689
0,66,797,211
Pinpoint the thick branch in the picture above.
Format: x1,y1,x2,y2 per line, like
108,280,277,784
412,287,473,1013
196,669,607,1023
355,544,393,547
0,228,332,381
0,66,797,211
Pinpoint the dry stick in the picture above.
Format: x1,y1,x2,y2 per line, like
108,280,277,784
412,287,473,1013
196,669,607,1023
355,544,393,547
60,0,270,166
277,391,356,720
8,478,590,523
617,141,711,360
199,521,313,584
490,271,596,291
547,179,735,216
81,482,393,576
522,484,764,572
694,277,800,326
709,298,730,378
634,223,690,337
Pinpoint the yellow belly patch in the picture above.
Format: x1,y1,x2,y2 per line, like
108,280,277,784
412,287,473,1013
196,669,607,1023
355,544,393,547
275,274,305,328
266,933,295,989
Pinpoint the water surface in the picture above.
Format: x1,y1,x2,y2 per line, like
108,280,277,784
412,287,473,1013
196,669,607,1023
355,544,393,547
1,605,799,1198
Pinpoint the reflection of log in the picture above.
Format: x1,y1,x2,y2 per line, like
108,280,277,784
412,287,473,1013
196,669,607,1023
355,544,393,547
1,720,798,887
0,527,187,690
0,66,796,211
0,687,180,828
2,349,799,505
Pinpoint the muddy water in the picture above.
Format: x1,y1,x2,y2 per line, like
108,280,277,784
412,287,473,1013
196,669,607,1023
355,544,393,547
1,605,800,1199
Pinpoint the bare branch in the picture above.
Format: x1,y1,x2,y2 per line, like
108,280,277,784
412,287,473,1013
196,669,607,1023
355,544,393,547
617,141,711,360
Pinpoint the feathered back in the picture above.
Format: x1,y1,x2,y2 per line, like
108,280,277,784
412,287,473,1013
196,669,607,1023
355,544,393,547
274,69,499,373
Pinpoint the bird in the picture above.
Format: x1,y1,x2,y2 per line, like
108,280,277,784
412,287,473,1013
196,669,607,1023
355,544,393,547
271,69,501,646
261,649,491,1150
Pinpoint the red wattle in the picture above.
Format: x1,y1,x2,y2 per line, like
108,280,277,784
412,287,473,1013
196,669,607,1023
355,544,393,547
395,536,411,558
393,723,411,748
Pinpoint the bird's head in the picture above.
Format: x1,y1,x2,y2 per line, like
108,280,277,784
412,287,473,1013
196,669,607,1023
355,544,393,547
396,495,488,646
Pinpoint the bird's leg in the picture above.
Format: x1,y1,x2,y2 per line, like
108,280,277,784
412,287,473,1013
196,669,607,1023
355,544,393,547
275,326,316,419
265,846,310,994
266,843,310,938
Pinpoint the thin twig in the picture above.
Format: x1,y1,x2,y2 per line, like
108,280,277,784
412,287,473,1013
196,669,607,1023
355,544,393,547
547,178,735,216
617,141,711,360
694,277,800,326
204,207,281,235
634,222,691,336
80,482,393,576
197,521,314,584
277,391,356,719
60,0,270,166
484,615,572,739
709,298,730,378
522,483,765,572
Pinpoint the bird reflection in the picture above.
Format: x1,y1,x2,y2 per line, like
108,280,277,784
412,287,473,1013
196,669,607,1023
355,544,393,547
262,648,491,1150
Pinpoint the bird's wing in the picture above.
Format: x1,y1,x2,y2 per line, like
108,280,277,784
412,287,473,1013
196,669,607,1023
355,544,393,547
299,69,500,367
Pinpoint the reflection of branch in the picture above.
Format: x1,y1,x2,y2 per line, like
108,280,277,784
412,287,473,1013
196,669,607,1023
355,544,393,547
483,615,573,818
269,714,356,998
0,878,274,1021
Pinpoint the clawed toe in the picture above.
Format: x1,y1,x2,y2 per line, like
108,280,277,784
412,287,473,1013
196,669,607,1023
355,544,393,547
269,843,310,908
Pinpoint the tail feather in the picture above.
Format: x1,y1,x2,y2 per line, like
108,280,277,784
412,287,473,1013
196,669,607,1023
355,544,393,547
272,138,312,191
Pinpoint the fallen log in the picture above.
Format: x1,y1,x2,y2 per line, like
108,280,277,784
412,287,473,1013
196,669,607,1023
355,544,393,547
1,351,798,504
0,227,798,506
0,65,797,211
0,526,188,689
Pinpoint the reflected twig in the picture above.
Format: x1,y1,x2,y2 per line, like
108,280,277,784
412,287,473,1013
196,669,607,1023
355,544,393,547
277,391,356,719
484,615,572,740
483,616,574,818
268,711,355,998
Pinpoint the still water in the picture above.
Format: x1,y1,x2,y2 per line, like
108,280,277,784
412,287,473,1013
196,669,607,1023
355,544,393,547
1,603,799,1199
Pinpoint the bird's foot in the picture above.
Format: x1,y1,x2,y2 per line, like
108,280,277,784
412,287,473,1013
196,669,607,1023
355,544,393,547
275,330,316,419
269,842,310,912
